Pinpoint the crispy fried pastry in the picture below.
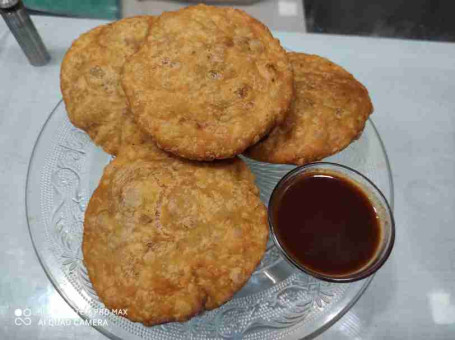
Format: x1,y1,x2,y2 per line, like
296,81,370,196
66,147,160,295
121,4,293,161
82,148,268,325
246,53,374,165
60,16,153,155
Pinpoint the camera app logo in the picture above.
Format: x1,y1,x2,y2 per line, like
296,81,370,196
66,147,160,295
14,308,32,326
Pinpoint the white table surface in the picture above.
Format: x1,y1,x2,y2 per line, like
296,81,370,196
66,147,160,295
122,0,306,33
1,14,455,340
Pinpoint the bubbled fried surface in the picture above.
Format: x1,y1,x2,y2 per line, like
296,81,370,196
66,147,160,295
82,149,268,325
121,4,293,161
246,53,374,165
60,16,153,155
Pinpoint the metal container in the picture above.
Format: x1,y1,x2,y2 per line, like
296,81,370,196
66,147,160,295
0,0,50,66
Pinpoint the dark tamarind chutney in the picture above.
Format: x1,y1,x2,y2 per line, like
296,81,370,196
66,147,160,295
271,172,381,277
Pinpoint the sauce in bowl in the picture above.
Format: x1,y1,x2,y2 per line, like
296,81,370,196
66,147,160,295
268,163,394,282
271,172,381,277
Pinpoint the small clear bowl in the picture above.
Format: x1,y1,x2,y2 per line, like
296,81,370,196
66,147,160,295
268,162,395,283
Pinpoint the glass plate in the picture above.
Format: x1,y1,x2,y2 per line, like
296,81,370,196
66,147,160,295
26,101,393,340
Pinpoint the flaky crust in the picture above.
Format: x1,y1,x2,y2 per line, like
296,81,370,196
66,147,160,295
246,53,374,165
121,4,293,161
82,148,268,325
60,16,154,155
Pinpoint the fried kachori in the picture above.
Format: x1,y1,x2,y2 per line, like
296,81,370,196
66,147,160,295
82,146,268,325
121,4,293,161
246,52,373,165
61,16,154,155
